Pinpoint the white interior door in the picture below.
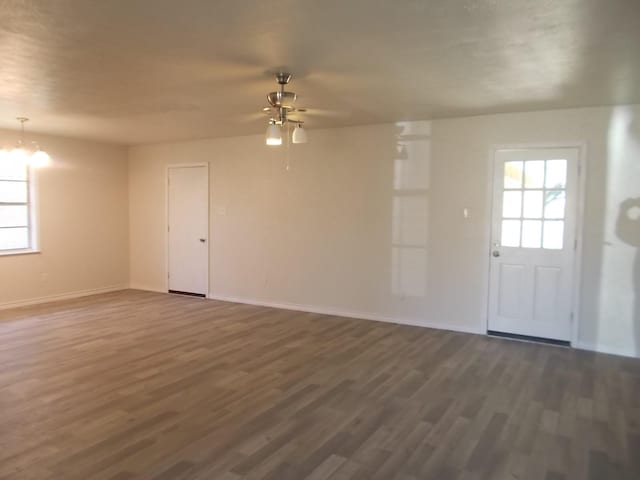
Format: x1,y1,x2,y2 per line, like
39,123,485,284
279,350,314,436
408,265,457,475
168,165,209,296
488,148,580,341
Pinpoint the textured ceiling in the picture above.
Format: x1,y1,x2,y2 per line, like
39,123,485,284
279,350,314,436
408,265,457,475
0,0,639,145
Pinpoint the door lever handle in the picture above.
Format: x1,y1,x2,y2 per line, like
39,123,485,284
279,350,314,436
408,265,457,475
492,250,500,257
199,238,206,243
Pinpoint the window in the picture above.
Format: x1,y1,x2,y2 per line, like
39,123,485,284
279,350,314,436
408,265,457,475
0,155,35,252
501,159,567,249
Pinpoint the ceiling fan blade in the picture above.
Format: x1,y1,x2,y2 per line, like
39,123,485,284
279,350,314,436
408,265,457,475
236,111,271,123
163,51,283,94
295,107,350,118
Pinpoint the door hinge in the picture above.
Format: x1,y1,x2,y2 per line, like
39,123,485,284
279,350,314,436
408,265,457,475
574,238,578,250
570,312,574,323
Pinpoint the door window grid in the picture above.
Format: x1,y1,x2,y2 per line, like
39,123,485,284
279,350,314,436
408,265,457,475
501,159,567,249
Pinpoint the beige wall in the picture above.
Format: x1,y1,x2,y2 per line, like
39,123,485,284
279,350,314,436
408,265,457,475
0,129,129,307
129,121,437,328
126,105,637,358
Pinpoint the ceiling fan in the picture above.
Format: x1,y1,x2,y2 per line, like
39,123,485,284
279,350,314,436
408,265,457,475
262,72,308,146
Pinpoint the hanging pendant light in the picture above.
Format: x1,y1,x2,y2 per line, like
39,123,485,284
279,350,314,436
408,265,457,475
292,123,307,144
265,121,282,146
5,117,50,166
9,145,29,163
9,117,31,163
30,146,51,167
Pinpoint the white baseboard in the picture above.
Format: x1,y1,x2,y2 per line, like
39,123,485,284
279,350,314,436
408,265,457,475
0,284,129,311
207,293,484,335
575,341,639,359
128,284,167,294
209,294,638,358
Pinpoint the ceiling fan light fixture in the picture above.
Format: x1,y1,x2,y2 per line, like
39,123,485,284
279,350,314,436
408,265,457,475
265,122,282,146
292,124,307,144
261,73,310,149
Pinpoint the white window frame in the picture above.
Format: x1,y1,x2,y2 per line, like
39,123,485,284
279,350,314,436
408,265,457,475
0,163,39,256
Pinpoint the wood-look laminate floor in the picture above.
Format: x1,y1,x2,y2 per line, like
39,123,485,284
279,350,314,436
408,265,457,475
0,290,639,480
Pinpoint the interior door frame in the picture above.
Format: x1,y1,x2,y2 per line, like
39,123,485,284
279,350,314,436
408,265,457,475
482,143,587,347
165,162,210,295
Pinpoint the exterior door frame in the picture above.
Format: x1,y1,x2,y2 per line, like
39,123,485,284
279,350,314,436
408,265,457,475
482,143,587,347
165,162,210,295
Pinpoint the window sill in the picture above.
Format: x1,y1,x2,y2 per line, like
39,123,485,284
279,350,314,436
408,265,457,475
0,249,41,257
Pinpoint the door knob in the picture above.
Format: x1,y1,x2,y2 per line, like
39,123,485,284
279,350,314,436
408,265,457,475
199,238,206,243
492,250,500,257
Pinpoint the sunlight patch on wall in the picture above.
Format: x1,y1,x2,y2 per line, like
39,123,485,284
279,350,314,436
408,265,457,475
599,106,640,354
391,121,431,298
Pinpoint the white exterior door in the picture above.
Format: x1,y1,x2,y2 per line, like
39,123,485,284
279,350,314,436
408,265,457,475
168,165,209,296
488,148,580,341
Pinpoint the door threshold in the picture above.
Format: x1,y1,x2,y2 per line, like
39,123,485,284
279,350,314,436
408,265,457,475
168,290,206,298
487,330,570,347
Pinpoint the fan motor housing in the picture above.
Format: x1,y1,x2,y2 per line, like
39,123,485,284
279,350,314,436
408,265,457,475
267,90,297,108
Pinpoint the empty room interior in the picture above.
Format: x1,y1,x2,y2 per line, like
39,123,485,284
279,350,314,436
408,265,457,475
1,1,640,479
